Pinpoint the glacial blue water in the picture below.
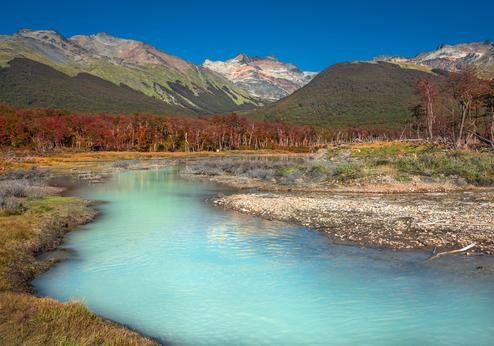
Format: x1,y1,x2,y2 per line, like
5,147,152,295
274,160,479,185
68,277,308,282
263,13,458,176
34,168,494,345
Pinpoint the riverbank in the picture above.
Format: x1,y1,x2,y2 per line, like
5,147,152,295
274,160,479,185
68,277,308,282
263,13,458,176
0,170,158,344
0,149,303,173
182,141,494,255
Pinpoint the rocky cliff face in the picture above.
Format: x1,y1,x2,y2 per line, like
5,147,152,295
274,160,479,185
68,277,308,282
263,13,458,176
203,54,316,101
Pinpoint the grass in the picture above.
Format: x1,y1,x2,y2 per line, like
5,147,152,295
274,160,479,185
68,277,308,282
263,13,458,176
0,149,301,174
0,195,95,292
0,169,157,345
328,141,494,185
395,151,494,185
184,141,494,187
0,292,155,345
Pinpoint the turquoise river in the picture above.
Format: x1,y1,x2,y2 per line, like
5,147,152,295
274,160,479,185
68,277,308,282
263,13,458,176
34,168,494,345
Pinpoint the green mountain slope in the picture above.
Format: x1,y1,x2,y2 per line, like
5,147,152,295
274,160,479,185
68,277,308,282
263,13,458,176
0,58,186,114
249,61,440,128
0,30,261,114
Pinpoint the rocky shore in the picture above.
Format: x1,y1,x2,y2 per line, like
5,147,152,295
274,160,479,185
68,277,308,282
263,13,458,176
213,191,494,255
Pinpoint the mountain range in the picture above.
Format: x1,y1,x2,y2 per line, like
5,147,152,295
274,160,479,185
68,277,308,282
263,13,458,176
0,30,493,128
0,29,263,114
250,41,494,128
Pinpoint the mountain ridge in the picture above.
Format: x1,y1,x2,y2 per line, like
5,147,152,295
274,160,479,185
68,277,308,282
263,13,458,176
0,29,262,114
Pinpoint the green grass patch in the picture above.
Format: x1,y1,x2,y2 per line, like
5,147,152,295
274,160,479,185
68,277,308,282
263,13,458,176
395,151,494,185
324,142,494,185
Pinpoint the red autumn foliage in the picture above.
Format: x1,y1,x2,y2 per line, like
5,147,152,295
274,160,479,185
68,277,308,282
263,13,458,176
0,104,441,153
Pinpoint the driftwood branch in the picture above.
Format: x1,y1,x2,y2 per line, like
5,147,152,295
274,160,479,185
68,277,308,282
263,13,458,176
427,243,476,261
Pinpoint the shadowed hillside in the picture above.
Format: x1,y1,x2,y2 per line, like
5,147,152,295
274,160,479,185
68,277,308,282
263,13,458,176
0,58,187,114
250,62,443,129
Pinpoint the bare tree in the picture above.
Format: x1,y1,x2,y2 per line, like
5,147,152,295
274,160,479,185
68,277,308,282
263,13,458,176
417,78,437,139
450,69,488,148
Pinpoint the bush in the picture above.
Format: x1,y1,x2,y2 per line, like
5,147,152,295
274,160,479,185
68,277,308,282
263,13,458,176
183,145,493,186
305,162,329,181
0,166,51,200
278,170,303,185
245,168,274,180
184,158,299,180
0,180,30,198
332,163,364,181
0,196,26,215
1,167,48,182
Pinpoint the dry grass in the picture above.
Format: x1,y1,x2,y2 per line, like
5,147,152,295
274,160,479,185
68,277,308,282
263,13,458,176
1,149,299,173
0,292,156,345
0,193,157,344
0,196,96,291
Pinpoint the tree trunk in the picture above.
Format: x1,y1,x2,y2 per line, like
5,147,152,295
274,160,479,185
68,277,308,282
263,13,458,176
490,109,494,149
456,104,469,148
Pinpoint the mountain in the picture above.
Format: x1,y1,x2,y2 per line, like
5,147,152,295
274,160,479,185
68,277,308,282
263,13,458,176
203,54,316,101
250,41,491,128
376,41,494,78
0,29,261,114
249,61,439,128
0,57,182,114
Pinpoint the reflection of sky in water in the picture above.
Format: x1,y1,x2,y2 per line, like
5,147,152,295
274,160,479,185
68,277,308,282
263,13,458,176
34,169,494,345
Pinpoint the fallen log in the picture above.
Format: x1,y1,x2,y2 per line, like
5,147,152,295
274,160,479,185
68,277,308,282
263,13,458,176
427,243,476,261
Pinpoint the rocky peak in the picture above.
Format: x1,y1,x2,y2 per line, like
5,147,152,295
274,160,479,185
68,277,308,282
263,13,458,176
14,29,88,61
376,41,494,77
203,54,317,101
232,53,252,64
16,29,71,47
70,33,192,71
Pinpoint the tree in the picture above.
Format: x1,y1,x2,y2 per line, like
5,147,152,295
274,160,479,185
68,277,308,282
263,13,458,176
482,80,494,148
450,69,488,148
417,78,437,139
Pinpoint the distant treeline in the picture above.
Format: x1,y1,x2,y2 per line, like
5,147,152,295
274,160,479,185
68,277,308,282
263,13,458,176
0,105,331,152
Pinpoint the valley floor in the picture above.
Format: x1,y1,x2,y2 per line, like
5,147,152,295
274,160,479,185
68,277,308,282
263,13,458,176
0,142,493,344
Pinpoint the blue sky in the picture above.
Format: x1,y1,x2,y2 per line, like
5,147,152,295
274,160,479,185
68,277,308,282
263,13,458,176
1,0,493,71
